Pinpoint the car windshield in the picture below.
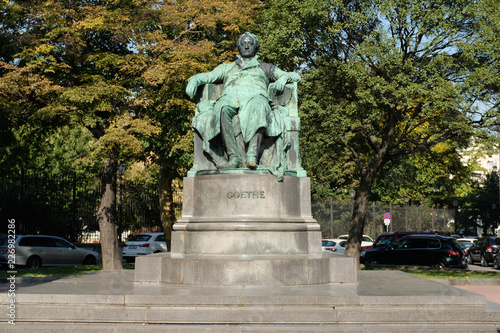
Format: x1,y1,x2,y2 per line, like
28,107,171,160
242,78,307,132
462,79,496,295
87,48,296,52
373,235,395,247
449,239,463,251
129,235,152,242
458,240,474,248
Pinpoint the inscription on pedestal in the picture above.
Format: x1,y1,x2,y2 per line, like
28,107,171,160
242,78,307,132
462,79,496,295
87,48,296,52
226,191,265,199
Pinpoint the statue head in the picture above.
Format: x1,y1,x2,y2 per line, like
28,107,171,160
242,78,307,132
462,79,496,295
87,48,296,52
236,32,260,59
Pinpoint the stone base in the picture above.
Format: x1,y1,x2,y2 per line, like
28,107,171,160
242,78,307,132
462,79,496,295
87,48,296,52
146,173,357,287
134,252,356,286
173,174,321,256
2,270,498,332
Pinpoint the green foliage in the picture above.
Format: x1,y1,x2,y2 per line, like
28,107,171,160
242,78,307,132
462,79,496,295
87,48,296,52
258,0,500,259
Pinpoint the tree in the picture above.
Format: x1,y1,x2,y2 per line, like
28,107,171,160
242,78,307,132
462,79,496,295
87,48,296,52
259,0,500,266
0,0,155,269
124,0,261,243
1,0,263,267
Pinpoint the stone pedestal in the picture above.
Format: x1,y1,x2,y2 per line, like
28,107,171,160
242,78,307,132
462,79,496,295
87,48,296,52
135,173,357,286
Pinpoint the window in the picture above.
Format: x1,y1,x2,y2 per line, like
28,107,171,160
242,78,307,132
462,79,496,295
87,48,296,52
155,234,166,242
374,236,395,247
393,239,411,249
129,234,152,242
427,239,440,249
19,237,55,247
54,238,74,248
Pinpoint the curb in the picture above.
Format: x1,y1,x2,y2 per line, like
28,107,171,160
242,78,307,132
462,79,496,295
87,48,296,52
431,278,500,286
1,276,60,285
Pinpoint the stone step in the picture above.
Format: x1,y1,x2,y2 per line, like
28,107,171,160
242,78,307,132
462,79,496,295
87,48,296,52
0,323,499,332
1,270,498,332
5,301,498,325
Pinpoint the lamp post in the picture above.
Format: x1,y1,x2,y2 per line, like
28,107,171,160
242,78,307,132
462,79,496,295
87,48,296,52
117,162,126,242
404,195,409,231
349,187,356,217
453,200,458,236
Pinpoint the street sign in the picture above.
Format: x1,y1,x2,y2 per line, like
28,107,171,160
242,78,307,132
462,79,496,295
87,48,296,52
384,212,390,231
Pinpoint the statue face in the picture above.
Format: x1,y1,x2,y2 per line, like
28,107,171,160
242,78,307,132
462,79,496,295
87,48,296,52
238,36,257,58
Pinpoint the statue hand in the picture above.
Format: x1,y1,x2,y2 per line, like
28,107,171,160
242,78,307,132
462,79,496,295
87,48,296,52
186,80,198,99
270,77,287,95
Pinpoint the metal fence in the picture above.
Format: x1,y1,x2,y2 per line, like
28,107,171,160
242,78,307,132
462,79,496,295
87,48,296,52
0,171,177,242
312,199,456,241
1,171,464,242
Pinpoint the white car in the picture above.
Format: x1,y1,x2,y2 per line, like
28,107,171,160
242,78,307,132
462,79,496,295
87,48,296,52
122,232,168,263
322,239,346,254
338,234,374,248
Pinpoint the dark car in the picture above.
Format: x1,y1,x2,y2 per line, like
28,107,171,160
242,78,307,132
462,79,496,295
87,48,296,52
367,231,439,250
468,236,500,267
360,234,467,269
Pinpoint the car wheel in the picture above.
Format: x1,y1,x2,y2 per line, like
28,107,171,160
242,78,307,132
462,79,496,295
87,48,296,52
83,255,96,266
480,255,488,267
26,256,42,269
431,262,446,269
494,259,500,270
153,250,162,253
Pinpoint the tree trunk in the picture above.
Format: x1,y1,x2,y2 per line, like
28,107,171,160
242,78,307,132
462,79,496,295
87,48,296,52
97,155,123,270
345,178,372,269
159,160,176,250
345,156,384,269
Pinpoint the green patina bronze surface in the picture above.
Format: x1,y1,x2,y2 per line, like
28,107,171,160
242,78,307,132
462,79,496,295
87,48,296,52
186,32,304,181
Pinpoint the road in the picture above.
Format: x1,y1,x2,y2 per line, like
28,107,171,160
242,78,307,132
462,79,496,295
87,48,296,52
468,262,500,273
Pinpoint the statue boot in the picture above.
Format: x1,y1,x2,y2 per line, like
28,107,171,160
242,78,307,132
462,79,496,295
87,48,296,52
219,107,243,169
246,129,264,170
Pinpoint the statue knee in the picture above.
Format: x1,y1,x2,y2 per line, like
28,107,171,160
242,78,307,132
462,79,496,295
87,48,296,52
221,105,237,119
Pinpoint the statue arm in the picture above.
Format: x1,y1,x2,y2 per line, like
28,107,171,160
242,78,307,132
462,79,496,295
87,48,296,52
269,68,301,95
186,64,228,99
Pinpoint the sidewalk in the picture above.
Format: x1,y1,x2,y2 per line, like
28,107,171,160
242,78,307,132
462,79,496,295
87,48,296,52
455,285,500,309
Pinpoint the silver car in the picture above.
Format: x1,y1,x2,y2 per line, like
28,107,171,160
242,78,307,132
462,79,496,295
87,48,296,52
0,235,101,268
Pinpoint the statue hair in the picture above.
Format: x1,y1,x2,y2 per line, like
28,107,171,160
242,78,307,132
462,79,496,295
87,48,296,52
236,32,260,52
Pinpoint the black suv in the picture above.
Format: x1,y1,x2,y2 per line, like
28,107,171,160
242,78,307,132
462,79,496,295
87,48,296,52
369,231,439,250
360,234,467,269
468,236,500,267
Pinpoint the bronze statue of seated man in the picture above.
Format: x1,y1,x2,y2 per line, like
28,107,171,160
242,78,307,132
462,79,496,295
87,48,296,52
186,32,301,170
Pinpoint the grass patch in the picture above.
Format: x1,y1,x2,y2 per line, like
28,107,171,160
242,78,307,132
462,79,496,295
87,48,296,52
0,266,102,278
1,263,135,278
363,266,500,279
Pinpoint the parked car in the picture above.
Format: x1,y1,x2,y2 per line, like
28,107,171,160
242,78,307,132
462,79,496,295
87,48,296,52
321,239,346,254
0,235,101,269
360,234,467,269
494,253,500,270
366,231,438,250
338,234,374,248
468,236,500,267
122,232,168,263
456,238,477,262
